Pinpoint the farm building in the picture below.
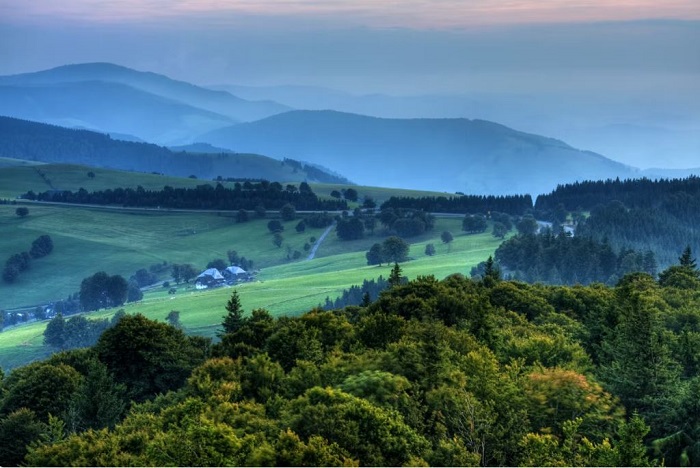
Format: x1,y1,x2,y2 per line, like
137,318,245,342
223,265,248,283
194,268,225,290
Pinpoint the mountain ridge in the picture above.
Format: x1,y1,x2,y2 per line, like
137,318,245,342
200,109,637,195
0,115,350,184
0,62,290,123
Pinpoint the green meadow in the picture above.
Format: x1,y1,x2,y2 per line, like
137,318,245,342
0,161,448,202
0,163,501,370
0,214,501,370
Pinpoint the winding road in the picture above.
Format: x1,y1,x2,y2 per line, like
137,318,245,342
306,221,336,261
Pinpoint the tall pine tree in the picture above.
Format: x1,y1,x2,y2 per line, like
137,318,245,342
220,290,245,336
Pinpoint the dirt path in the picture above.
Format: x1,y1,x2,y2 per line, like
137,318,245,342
306,222,336,261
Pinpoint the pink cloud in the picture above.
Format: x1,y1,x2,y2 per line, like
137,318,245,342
2,0,699,28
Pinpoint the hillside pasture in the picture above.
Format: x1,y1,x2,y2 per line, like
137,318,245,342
0,219,502,370
0,203,331,309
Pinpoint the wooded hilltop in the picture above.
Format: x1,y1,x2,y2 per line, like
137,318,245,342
1,253,699,466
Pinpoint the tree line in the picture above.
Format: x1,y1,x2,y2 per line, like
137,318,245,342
23,180,347,212
535,175,700,212
381,193,533,215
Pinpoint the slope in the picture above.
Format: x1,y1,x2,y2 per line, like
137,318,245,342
0,81,236,144
200,110,638,195
0,116,349,184
0,62,289,124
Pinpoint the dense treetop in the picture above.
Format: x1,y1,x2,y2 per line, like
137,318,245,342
1,254,699,466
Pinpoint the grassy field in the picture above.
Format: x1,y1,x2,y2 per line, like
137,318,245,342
0,162,449,204
0,222,502,370
0,203,336,309
0,163,503,370
0,163,216,199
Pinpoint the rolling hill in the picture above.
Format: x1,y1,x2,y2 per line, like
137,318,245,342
0,116,350,184
200,110,638,195
0,81,235,144
0,63,290,144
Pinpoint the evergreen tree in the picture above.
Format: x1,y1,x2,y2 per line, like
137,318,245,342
679,246,697,270
602,276,680,417
483,256,501,287
388,263,403,288
361,292,372,307
220,290,245,336
615,412,653,467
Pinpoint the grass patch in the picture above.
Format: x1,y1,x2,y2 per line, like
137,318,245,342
0,224,503,370
0,204,335,309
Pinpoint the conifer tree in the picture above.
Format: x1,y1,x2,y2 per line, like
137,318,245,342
220,290,245,336
483,256,501,287
388,262,403,288
679,246,697,270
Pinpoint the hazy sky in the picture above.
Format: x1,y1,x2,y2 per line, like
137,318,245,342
1,0,698,93
0,0,698,169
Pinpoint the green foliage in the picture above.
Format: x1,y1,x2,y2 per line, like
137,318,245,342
0,408,47,466
0,362,82,420
440,230,454,244
79,271,128,311
283,386,429,466
336,216,365,240
383,236,410,263
68,359,127,432
273,232,284,248
235,208,249,223
280,203,296,221
166,310,182,329
462,215,487,234
267,219,283,233
11,271,700,466
95,314,208,402
43,313,66,349
29,234,53,259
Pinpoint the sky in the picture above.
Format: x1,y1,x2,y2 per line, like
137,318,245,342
1,0,698,91
0,0,698,167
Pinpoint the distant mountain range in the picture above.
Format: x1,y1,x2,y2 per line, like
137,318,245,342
212,83,700,173
0,116,350,184
0,63,289,145
200,110,643,195
1,63,695,195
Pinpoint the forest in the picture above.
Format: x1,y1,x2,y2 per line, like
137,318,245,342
1,253,699,466
491,230,657,285
537,177,700,266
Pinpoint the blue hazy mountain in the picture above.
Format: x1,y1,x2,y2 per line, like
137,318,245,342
0,116,349,184
0,63,290,123
200,110,639,195
214,83,699,172
0,63,291,145
0,81,234,145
